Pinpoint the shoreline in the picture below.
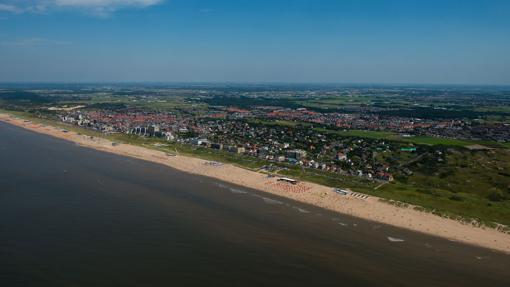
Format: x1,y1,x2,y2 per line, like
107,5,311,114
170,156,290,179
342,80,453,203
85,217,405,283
1,113,510,254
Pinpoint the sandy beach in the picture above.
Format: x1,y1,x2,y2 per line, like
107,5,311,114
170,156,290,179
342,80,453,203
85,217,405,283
1,113,509,254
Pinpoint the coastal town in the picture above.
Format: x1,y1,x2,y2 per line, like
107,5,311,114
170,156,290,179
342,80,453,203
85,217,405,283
57,90,510,185
1,85,510,232
61,105,510,143
59,108,430,183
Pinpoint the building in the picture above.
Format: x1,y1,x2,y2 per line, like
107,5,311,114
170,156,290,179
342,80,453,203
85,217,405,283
192,138,209,146
164,131,175,141
277,177,298,185
336,152,347,161
147,125,161,137
227,146,245,154
376,172,394,182
211,143,223,150
286,149,307,160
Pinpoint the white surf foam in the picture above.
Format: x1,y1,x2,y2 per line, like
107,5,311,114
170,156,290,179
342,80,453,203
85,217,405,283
294,207,310,214
215,183,228,189
262,197,283,205
229,188,248,194
387,236,405,242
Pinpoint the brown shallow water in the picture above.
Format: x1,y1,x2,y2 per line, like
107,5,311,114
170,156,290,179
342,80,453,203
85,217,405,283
0,121,509,287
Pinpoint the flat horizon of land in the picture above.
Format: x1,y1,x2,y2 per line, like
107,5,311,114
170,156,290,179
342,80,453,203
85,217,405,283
1,81,510,87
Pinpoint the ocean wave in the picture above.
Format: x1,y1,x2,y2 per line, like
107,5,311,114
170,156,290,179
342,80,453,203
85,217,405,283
294,207,310,214
262,197,283,205
229,188,248,194
387,236,405,242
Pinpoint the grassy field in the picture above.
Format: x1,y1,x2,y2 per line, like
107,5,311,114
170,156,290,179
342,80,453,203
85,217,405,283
257,120,508,148
313,127,395,139
376,182,510,227
399,136,475,147
315,127,507,147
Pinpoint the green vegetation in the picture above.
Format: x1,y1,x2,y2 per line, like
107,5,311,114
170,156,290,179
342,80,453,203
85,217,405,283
295,95,374,110
376,182,510,228
316,128,506,148
256,120,508,148
401,136,473,147
313,127,395,140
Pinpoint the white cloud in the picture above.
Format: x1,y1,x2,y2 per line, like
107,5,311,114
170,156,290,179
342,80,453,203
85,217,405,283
0,37,72,46
0,0,163,15
55,0,161,8
0,3,22,13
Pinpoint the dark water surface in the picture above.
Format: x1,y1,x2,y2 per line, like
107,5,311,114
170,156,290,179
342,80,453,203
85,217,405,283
0,122,509,287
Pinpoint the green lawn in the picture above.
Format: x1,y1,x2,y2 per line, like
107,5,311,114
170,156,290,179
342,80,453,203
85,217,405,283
400,136,473,146
314,127,508,148
247,119,509,149
313,127,395,139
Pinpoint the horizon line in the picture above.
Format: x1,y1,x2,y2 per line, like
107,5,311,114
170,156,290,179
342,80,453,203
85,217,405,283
1,81,510,88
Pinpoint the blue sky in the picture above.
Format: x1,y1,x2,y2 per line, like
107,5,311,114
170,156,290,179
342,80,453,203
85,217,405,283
0,0,509,84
